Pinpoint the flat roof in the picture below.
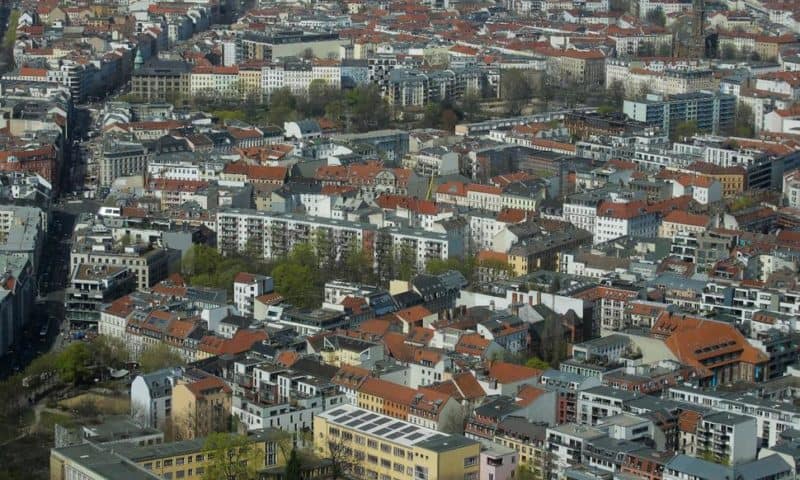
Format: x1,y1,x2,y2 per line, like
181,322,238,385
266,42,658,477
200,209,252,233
318,405,478,451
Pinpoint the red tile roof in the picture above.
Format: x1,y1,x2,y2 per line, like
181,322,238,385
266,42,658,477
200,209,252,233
488,361,542,384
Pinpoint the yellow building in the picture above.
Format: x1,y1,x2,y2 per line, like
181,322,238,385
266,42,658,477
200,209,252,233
314,405,481,480
50,429,287,480
171,376,232,440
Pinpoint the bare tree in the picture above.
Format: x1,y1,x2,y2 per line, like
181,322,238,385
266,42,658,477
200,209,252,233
440,406,467,434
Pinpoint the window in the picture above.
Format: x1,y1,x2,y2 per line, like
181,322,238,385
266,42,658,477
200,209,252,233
176,471,185,479
163,459,173,467
464,456,478,467
176,458,184,466
195,455,204,462
368,439,378,449
143,463,152,470
196,467,205,475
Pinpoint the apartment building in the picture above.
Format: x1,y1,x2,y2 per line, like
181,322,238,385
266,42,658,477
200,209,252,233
233,272,273,317
130,368,181,429
171,376,232,440
98,139,151,187
216,209,366,261
130,59,190,102
70,237,177,291
594,200,660,245
623,92,736,136
50,429,288,480
314,405,481,480
668,386,800,448
577,386,640,426
65,264,136,328
546,423,606,473
695,412,757,465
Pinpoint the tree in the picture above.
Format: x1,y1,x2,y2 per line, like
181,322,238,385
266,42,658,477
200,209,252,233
608,80,626,109
426,257,476,284
285,448,302,480
458,91,483,121
539,318,567,366
202,433,261,480
721,44,738,60
672,120,698,141
139,343,184,373
501,69,533,115
525,357,551,370
58,342,92,385
323,440,358,480
344,85,392,132
396,244,417,281
91,335,130,368
271,243,323,308
439,406,466,434
734,103,755,137
268,87,300,126
645,7,666,27
609,0,630,12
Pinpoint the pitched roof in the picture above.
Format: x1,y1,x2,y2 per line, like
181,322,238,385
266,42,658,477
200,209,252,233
662,210,710,227
184,376,231,397
358,378,417,406
488,362,542,384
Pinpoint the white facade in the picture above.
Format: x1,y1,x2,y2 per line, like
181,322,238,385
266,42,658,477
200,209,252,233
130,369,181,428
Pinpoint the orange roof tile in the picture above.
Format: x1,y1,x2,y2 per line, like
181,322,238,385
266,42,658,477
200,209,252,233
488,361,542,384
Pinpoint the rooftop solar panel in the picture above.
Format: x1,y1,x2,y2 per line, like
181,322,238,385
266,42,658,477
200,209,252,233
401,425,418,434
374,427,391,436
374,417,391,425
406,432,423,441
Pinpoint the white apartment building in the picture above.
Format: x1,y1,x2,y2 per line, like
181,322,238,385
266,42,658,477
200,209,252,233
594,201,659,244
696,412,757,465
216,209,366,260
668,386,800,448
546,423,606,472
783,170,800,208
233,273,273,317
130,368,181,428
261,61,341,97
146,159,224,182
189,66,241,96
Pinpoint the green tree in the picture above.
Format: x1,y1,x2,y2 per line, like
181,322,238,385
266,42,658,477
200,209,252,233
343,85,392,132
525,357,551,370
426,257,476,284
285,448,302,480
645,7,666,27
672,120,698,141
721,44,738,60
734,103,755,137
272,243,321,308
268,87,300,125
58,342,92,385
501,69,533,115
458,91,483,121
608,80,626,109
609,0,630,12
341,238,374,285
139,343,184,373
396,244,417,281
202,433,260,480
91,335,130,368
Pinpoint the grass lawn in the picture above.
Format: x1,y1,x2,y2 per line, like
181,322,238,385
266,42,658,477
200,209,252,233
58,392,130,415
